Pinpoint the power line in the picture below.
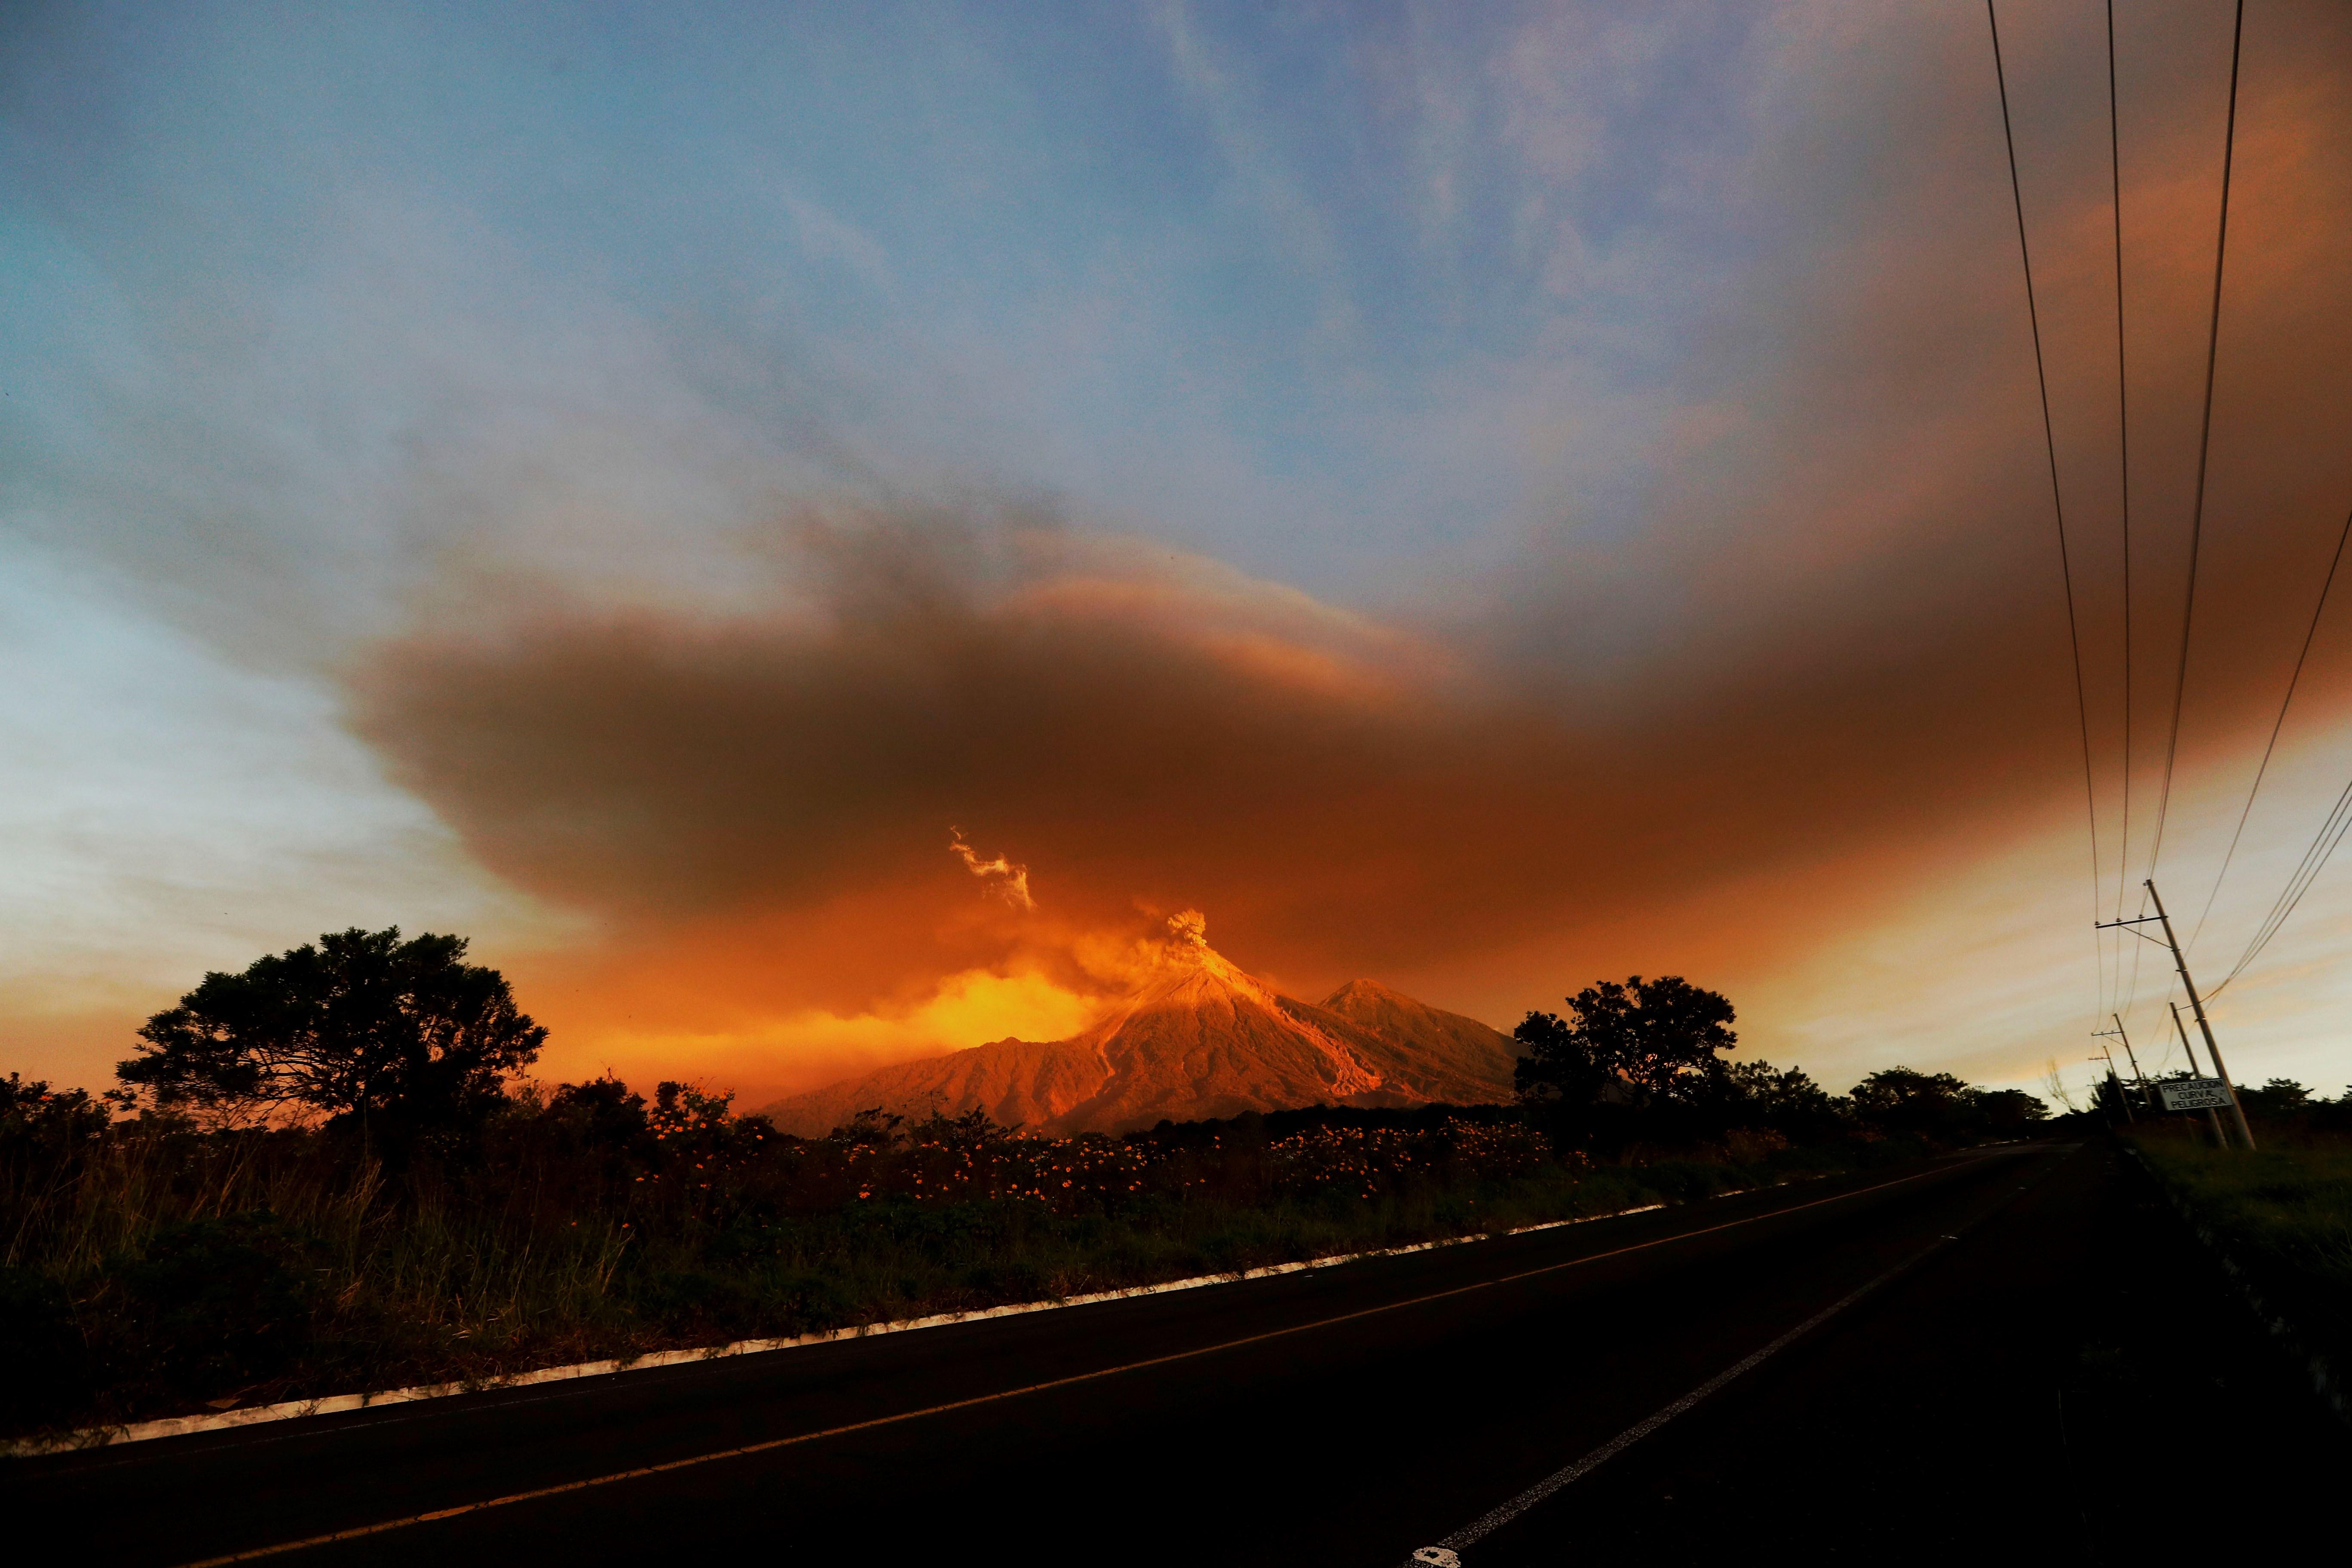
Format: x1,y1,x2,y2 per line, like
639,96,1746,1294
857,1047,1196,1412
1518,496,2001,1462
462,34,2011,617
2189,502,2352,952
2211,566,2352,992
2120,883,2147,1010
2144,0,2244,881
2215,769,2352,995
1987,0,2104,1017
2106,0,2134,928
2117,0,2352,1006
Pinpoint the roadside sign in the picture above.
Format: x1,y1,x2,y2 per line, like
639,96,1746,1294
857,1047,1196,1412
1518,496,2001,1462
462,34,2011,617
2158,1078,2232,1111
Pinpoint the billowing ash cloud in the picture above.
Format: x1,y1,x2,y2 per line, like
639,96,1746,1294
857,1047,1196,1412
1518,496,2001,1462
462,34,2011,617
347,510,2080,988
340,1,2352,1080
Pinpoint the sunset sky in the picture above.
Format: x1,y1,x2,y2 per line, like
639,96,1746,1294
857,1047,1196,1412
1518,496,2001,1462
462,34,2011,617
7,1,2351,1112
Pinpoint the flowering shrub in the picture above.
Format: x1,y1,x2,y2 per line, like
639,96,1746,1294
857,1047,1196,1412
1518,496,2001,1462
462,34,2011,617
0,1080,1852,1436
1268,1126,1420,1197
1262,1121,1563,1198
718,1108,1571,1216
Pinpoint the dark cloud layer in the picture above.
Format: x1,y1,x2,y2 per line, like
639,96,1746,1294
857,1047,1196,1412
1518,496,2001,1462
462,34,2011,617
350,2,2352,1047
352,510,2078,989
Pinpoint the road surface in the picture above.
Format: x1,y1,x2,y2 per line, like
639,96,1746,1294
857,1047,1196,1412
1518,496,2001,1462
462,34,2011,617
12,1139,2342,1565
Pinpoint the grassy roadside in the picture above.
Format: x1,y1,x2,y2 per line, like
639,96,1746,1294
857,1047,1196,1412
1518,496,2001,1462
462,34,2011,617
2128,1122,2352,1406
0,1105,1931,1442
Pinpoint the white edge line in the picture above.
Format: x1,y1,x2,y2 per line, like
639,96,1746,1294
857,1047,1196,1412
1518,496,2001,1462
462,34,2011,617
1430,1240,1936,1553
8,1200,1680,1457
1410,1139,2064,1559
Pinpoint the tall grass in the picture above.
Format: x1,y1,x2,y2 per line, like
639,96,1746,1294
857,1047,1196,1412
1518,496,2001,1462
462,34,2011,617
2130,1118,2352,1388
0,1086,1913,1438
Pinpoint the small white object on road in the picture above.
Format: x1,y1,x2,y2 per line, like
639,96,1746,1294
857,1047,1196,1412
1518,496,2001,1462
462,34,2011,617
1411,1550,1462,1566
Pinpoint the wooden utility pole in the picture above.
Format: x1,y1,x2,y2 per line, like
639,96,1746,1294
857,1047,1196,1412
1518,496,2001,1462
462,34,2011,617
2171,1001,2230,1148
2112,1014,2149,1099
2095,1012,2152,1115
2142,879,2257,1151
2092,1044,2133,1122
2100,880,2255,1149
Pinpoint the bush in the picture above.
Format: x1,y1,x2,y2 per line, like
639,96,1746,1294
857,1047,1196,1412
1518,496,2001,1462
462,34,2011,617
2132,1127,2352,1384
0,1264,89,1429
103,1212,318,1403
629,1269,762,1337
2,1061,2029,1436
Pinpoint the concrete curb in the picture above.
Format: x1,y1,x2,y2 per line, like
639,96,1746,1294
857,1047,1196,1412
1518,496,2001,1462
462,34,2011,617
7,1200,1676,1458
2119,1142,2348,1427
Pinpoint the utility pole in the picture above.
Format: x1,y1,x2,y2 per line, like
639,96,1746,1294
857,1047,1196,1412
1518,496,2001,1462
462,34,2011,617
2171,1001,2230,1148
2099,879,2256,1149
2143,879,2257,1151
2168,999,2201,1073
2095,1012,2152,1115
2112,1014,2150,1104
2096,1043,2133,1121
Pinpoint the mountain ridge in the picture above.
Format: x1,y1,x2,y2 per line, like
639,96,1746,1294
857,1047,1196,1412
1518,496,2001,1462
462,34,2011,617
759,925,1522,1136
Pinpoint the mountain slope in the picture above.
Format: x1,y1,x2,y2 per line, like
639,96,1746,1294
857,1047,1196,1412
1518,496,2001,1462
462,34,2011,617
1316,978,1526,1102
760,927,1519,1137
754,1035,1112,1142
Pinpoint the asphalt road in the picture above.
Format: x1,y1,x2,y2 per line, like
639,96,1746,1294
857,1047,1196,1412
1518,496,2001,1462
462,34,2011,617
12,1139,2343,1566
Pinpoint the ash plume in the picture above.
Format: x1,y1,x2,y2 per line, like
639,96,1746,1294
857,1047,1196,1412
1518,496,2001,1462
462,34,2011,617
949,829,1035,911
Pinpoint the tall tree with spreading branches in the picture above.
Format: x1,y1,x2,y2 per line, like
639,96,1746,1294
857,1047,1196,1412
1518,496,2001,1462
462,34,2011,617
118,928,544,1145
1514,974,1737,1105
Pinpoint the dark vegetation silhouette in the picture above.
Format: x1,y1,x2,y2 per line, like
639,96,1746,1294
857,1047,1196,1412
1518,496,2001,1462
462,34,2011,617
1515,974,1738,1105
116,927,545,1161
1510,977,2044,1152
4,944,2064,1437
2128,1081,2352,1406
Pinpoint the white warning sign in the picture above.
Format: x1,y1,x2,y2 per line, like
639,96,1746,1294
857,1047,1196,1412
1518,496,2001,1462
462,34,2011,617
2159,1078,2232,1111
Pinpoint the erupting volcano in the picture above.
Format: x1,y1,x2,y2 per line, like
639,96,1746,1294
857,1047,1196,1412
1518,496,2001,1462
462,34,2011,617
760,915,1522,1136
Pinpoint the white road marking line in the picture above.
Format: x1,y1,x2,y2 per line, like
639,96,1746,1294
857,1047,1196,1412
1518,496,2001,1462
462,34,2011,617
1419,1242,1945,1560
166,1157,2006,1567
1407,1147,2068,1562
12,1208,1679,1459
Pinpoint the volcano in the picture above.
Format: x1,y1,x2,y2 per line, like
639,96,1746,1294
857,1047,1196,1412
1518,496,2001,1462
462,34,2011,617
759,919,1522,1136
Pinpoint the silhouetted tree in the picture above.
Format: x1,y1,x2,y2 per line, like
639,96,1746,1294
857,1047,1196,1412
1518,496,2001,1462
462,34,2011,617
1972,1087,2050,1133
544,1074,654,1176
1511,1010,1613,1105
549,1074,652,1153
2092,1073,2132,1121
117,928,544,1148
0,1074,114,1155
2237,1078,2313,1118
1515,975,1738,1106
1850,1067,1969,1134
1849,1067,2050,1139
1850,1071,2048,1140
1712,1060,1846,1141
829,1108,905,1149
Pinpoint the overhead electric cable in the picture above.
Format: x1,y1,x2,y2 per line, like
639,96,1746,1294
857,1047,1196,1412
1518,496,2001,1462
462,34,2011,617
2213,679,2352,995
2118,883,2150,1029
2215,773,2352,995
2189,502,2352,952
2145,0,2245,879
2107,0,2135,926
1987,0,2104,1010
